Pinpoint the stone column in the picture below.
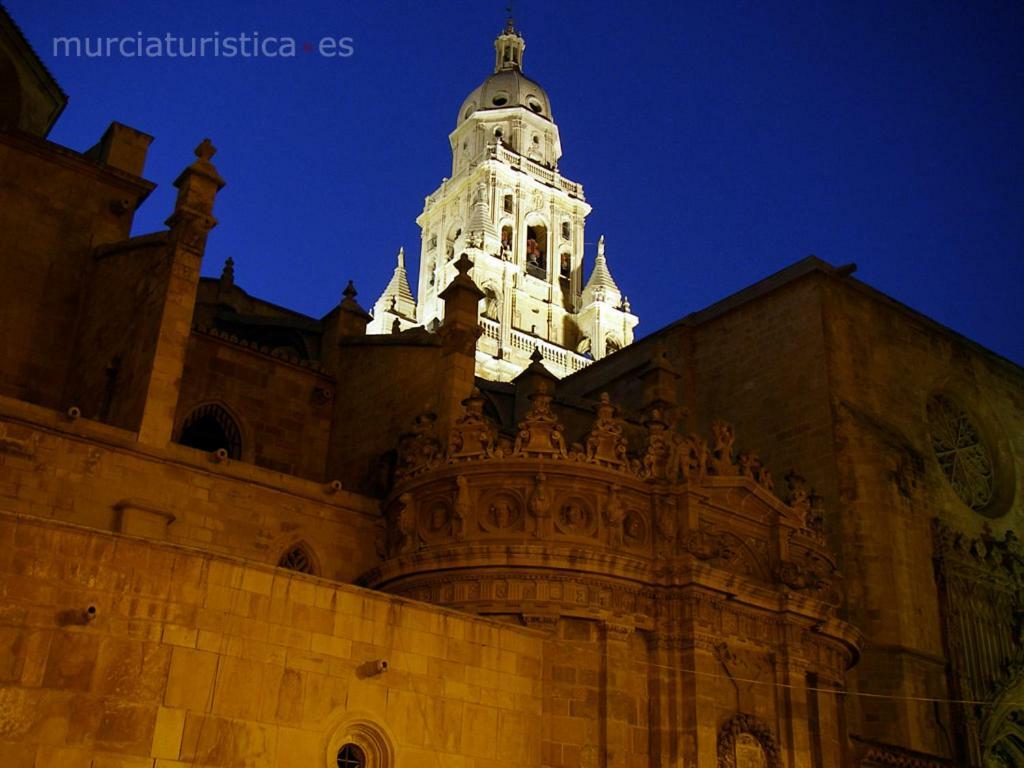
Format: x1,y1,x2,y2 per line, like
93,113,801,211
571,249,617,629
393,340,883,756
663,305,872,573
436,254,484,432
138,139,224,447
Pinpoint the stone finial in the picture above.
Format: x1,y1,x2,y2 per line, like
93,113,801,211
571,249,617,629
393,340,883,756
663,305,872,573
337,280,371,335
195,138,217,161
397,246,405,268
438,253,485,355
219,256,235,291
165,136,226,251
597,234,605,257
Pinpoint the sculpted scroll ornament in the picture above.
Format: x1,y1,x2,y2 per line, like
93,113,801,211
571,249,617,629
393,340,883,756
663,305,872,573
396,410,442,479
774,552,838,603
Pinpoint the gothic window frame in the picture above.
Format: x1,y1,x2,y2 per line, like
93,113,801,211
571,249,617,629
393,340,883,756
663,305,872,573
277,541,319,576
176,402,243,459
926,392,998,515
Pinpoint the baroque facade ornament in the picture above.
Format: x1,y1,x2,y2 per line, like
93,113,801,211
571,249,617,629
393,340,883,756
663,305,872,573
717,714,780,768
448,388,497,459
585,393,628,468
514,384,567,457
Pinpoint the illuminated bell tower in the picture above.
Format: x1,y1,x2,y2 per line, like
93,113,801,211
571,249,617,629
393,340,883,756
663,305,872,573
412,19,637,381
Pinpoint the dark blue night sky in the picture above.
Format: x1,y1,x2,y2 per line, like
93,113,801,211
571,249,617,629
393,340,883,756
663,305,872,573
10,0,1024,364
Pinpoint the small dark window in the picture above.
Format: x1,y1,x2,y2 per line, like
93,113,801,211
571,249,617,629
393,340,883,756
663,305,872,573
526,223,547,276
337,744,366,768
178,404,241,458
279,545,315,574
492,95,508,106
561,221,571,240
503,194,513,213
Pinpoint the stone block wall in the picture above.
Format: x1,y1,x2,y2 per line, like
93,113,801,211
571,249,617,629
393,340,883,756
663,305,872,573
0,511,545,768
0,131,152,410
176,334,334,481
0,396,378,583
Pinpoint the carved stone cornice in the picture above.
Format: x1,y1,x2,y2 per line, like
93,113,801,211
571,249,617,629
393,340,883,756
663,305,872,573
851,737,953,768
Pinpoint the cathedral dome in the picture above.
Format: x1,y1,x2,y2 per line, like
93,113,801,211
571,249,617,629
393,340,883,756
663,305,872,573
457,69,553,126
456,21,553,127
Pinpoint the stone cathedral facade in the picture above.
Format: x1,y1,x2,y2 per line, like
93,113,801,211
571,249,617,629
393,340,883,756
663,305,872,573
0,8,1022,768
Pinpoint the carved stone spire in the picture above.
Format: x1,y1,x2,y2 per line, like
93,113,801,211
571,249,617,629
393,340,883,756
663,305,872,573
368,247,417,333
582,235,622,306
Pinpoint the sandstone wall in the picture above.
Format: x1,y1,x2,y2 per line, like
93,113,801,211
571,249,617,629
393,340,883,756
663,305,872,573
0,132,151,410
176,333,334,481
0,511,545,768
0,396,378,583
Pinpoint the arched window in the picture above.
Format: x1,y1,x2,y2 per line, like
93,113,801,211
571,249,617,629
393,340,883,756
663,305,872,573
278,543,316,575
525,221,547,277
326,717,395,768
337,744,366,768
177,404,241,458
605,336,621,355
480,286,500,321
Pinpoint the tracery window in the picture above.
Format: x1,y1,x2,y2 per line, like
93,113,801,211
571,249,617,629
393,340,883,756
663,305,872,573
278,544,315,575
926,394,994,511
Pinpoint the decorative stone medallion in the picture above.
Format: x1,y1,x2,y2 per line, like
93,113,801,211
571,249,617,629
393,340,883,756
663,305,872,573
555,497,596,536
481,492,522,532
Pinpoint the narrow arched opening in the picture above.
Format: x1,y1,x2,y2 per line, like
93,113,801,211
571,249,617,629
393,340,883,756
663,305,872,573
177,403,242,458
